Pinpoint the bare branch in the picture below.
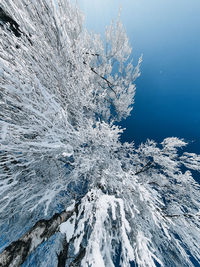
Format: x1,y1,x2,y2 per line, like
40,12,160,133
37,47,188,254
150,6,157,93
83,61,117,96
134,161,154,175
85,52,100,57
57,238,69,267
69,245,86,267
164,213,200,219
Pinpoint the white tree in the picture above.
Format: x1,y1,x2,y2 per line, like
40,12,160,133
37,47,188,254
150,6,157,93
0,1,200,266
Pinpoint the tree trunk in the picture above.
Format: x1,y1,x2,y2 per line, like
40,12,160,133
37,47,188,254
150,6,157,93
0,208,75,267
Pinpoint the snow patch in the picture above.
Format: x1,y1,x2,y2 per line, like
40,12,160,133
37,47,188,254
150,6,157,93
59,214,76,242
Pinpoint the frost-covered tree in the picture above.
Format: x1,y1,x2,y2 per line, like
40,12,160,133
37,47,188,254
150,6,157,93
0,1,200,266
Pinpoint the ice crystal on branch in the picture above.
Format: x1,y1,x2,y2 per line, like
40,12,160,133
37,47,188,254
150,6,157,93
0,1,200,266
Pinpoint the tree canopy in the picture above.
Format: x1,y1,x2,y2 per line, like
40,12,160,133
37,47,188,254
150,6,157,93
0,0,200,266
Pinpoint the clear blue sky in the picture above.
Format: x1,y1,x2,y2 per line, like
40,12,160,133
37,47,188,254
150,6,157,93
78,0,200,153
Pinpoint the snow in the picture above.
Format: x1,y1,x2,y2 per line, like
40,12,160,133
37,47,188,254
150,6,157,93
59,214,76,242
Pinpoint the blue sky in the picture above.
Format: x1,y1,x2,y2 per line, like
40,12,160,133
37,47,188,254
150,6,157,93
78,0,200,153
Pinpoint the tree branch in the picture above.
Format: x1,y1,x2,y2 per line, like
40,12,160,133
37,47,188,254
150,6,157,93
0,7,32,45
69,245,86,267
91,67,117,96
83,61,117,96
164,213,200,219
57,237,69,267
134,161,154,175
85,52,100,57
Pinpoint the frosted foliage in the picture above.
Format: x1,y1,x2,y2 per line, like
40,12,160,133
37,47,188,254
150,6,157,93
0,0,200,266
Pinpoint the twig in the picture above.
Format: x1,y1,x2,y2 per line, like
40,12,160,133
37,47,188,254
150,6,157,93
134,161,154,175
83,61,117,96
